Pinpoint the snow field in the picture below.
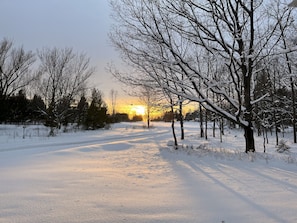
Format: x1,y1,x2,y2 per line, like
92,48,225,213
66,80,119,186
1,122,297,222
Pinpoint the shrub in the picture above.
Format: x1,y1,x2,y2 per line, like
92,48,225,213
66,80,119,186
276,139,290,153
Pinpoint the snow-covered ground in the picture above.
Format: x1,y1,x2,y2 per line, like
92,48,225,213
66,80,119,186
1,122,297,223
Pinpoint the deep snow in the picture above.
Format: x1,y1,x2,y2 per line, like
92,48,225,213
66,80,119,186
1,122,297,223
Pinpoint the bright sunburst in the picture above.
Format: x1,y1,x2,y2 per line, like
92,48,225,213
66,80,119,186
131,105,146,116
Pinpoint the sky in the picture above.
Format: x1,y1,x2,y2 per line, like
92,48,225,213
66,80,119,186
0,0,134,112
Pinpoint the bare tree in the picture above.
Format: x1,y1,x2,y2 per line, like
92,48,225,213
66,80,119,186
0,38,36,100
138,85,162,128
270,2,297,143
110,0,297,152
37,47,94,135
110,89,118,116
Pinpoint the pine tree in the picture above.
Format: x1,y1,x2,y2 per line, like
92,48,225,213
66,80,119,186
76,96,88,128
84,89,108,129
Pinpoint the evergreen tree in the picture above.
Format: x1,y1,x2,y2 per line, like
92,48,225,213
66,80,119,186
56,96,72,128
76,95,89,128
8,90,29,123
28,94,46,123
84,89,108,129
0,98,9,123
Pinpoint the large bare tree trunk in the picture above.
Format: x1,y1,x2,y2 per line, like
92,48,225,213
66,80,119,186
243,73,255,152
244,125,255,153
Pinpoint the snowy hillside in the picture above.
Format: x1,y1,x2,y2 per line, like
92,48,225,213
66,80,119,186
1,122,297,223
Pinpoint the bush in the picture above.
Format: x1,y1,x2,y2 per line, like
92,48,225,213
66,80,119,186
276,139,290,153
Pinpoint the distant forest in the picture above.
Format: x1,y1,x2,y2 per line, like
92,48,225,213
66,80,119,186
0,38,137,133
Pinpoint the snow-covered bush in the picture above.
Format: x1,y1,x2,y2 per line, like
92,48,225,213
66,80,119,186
276,140,290,153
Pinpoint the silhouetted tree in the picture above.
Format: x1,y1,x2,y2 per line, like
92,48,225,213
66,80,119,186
0,38,36,100
76,95,89,128
28,94,46,123
37,47,94,135
84,89,108,129
0,38,36,123
7,90,29,123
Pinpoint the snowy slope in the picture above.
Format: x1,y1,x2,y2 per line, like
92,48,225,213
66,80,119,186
0,122,297,223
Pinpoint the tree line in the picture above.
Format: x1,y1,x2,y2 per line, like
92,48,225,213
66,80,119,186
0,88,109,130
0,38,114,133
109,0,297,152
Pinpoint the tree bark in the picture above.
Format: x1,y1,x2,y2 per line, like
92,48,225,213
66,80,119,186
199,104,204,138
290,78,297,143
179,100,184,140
170,104,178,149
147,112,150,129
244,125,255,153
205,109,208,140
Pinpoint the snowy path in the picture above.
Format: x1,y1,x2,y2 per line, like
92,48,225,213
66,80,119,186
1,123,297,222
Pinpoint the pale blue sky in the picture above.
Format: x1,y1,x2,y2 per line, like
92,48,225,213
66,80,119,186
0,0,125,102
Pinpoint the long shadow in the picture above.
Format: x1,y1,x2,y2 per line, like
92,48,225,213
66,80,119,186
191,160,291,222
236,164,297,194
159,149,290,223
212,159,297,195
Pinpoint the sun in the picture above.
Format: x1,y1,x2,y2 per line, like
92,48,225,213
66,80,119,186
132,105,146,116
